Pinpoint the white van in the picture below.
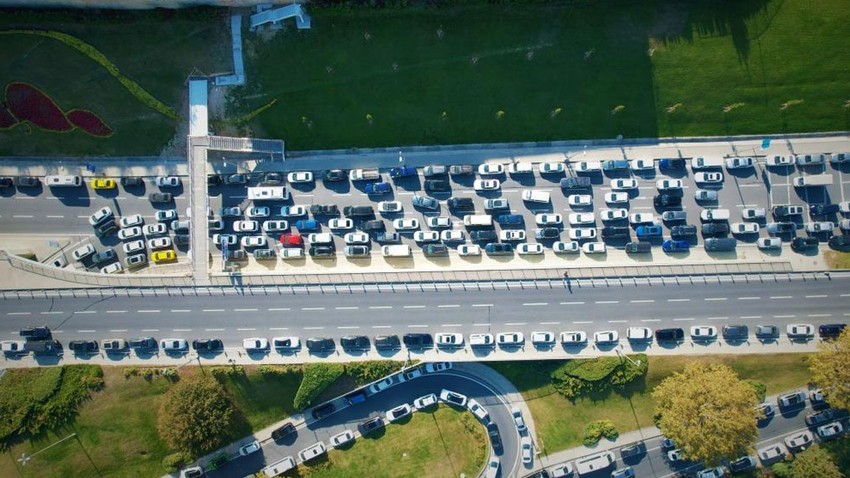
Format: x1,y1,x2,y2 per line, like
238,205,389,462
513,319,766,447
690,157,724,170
521,189,551,203
574,451,615,476
45,175,82,187
463,214,493,227
382,245,412,257
700,208,730,221
508,162,533,174
307,233,333,244
263,456,296,477
469,333,494,347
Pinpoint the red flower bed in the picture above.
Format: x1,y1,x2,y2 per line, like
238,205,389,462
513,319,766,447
66,109,112,137
0,103,16,129
5,82,72,132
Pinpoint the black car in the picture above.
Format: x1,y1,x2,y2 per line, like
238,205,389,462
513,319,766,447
192,339,223,352
535,227,560,240
359,416,385,436
670,225,697,238
306,337,335,352
343,206,374,217
20,326,51,340
423,244,449,257
175,234,190,246
791,236,819,252
271,422,297,440
94,220,118,238
91,249,116,265
484,243,513,255
225,250,248,261
655,328,684,342
756,325,779,339
559,177,592,189
654,194,683,207
809,203,840,216
449,165,474,176
309,246,336,257
470,230,498,242
324,169,347,182
254,249,277,260
625,242,651,253
424,179,451,192
207,174,222,186
701,223,730,235
447,197,475,211
262,172,284,185
722,324,749,341
148,192,172,203
225,173,248,185
620,442,646,460
340,335,370,350
68,340,98,354
403,333,433,349
312,403,336,420
25,340,62,354
602,226,630,239
728,456,757,473
361,219,385,231
828,234,850,249
128,337,157,350
487,422,502,452
375,335,401,350
819,323,846,339
768,222,797,234
310,204,339,216
15,176,40,187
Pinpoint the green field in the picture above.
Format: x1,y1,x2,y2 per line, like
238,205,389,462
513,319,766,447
489,353,812,454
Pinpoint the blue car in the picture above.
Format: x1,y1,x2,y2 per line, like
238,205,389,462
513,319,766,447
636,225,663,238
662,240,690,252
497,214,523,226
389,165,417,179
364,182,392,195
295,219,319,232
659,158,685,170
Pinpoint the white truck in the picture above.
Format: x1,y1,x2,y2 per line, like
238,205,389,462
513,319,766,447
248,186,289,201
793,174,833,187
349,168,380,181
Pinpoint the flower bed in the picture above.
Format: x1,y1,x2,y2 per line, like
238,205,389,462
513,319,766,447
66,109,113,137
5,82,73,132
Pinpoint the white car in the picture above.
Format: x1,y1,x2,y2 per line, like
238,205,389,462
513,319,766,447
731,222,760,234
262,220,289,232
246,206,270,218
238,440,261,457
630,159,654,171
478,164,504,175
582,242,606,254
123,239,145,254
786,324,815,338
766,155,793,167
154,176,180,187
442,230,465,242
436,333,464,347
280,205,307,217
701,209,730,221
568,212,595,225
576,161,601,172
540,162,565,174
521,436,534,464
569,228,597,240
795,154,825,166
535,213,562,225
497,332,524,346
330,430,355,448
413,393,438,410
508,163,533,174
241,236,267,248
0,340,26,355
427,216,452,228
307,233,333,244
517,243,544,255
143,223,167,237
605,192,629,204
329,218,354,230
758,443,787,462
468,399,489,422
726,157,754,169
500,229,526,241
626,327,652,341
629,213,654,224
100,262,122,274
119,214,143,228
784,431,813,451
469,333,495,347
694,172,723,184
594,330,619,344
568,194,593,207
369,377,396,394
344,232,369,244
426,362,453,373
486,457,500,478
841,219,850,231
117,226,143,241
148,237,173,250
656,179,683,190
72,244,96,261
234,220,258,232
840,201,850,214
757,237,782,250
817,422,844,440
530,331,555,345
560,331,587,344
806,221,834,233
299,442,327,463
439,388,467,407
272,336,300,350
741,208,766,219
242,338,268,351
553,241,580,253
378,201,403,213
457,244,480,256
611,178,638,190
414,231,440,243
155,209,177,222
386,403,412,423
694,190,718,201
393,218,419,230
474,179,501,191
690,326,718,340
600,208,628,221
287,171,313,183
512,406,527,432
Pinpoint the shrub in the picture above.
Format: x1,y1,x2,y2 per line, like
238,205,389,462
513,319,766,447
257,364,299,376
123,367,140,378
344,361,403,385
746,379,767,403
161,451,191,472
157,375,236,455
583,419,619,446
293,363,345,410
551,355,648,400
210,365,245,379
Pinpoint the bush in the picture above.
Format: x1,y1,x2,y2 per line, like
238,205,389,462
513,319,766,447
582,420,619,446
161,451,191,472
210,365,245,379
551,355,648,400
293,363,345,410
345,361,403,385
156,375,237,455
746,379,767,403
257,364,299,377
559,357,621,382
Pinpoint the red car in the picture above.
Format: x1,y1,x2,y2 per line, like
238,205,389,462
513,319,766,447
280,233,303,247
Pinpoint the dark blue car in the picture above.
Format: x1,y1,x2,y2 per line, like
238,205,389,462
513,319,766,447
389,165,417,179
497,214,523,226
364,182,392,195
662,240,690,252
636,225,663,238
295,219,319,232
659,158,685,170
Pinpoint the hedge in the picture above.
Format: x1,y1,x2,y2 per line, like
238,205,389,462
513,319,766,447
583,419,619,446
293,363,345,410
345,361,403,386
551,355,647,400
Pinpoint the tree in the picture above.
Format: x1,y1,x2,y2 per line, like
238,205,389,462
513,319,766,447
809,328,850,411
157,375,237,455
790,446,843,478
652,362,759,466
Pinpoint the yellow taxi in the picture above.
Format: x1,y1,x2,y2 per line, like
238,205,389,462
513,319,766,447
152,249,176,264
91,178,116,190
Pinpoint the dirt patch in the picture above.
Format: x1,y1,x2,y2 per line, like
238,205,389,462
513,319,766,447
825,250,850,269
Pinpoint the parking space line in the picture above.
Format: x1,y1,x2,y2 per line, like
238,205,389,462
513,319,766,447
205,328,225,331
7,312,30,316
673,317,695,321
170,309,191,313
173,328,192,332
46,215,64,218
12,214,33,218
472,304,493,307
841,294,850,297
40,311,63,315
641,319,661,322
540,321,561,325
74,310,96,314
407,324,427,328
371,325,392,329
109,329,127,332
337,326,360,329
106,310,127,314
268,307,290,311
608,320,627,323
573,321,593,324
137,309,159,313
442,324,462,327
77,329,96,333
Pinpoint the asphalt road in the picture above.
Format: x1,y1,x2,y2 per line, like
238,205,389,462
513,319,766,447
2,275,847,355
210,370,522,478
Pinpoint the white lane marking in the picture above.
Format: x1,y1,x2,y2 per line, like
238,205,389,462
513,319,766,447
573,321,593,324
506,322,527,326
77,329,96,333
7,312,30,316
407,324,428,328
472,304,494,307
332,193,351,197
523,302,548,306
46,215,64,218
12,215,34,218
740,316,762,319
303,326,325,330
770,296,792,299
237,327,257,331
596,300,619,304
203,309,225,312
540,321,561,325
268,307,290,311
403,305,426,309
371,325,392,329
75,310,96,314
109,329,127,332
667,298,690,302
738,297,761,300
673,318,695,321
641,319,662,322
608,320,627,323
234,308,259,312
631,300,655,303
841,293,850,297
473,323,490,326
560,301,585,305
173,328,192,332
269,327,289,331
40,311,63,315
335,307,359,310
337,326,360,329
106,310,127,314
707,317,729,320
370,306,392,309
438,305,460,308
137,309,159,313
77,215,89,218
171,309,191,313
805,295,828,299
142,329,159,332
301,307,325,311
774,315,796,318
205,328,225,331
704,297,727,301
808,314,832,318
442,324,462,327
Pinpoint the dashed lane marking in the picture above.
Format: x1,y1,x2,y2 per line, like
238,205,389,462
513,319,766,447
472,304,494,307
137,309,159,313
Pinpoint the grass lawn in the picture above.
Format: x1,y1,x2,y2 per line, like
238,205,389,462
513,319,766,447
825,251,850,270
238,0,850,151
489,353,812,454
297,404,487,478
